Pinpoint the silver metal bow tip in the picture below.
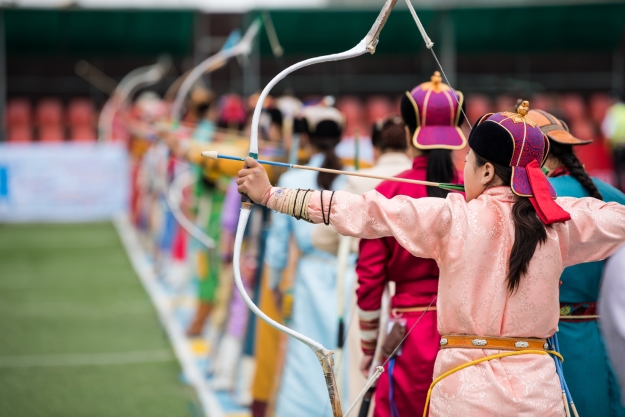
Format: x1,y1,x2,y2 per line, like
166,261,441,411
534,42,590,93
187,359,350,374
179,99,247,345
365,0,398,54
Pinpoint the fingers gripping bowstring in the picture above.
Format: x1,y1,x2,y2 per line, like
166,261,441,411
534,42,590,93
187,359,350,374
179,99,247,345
405,0,472,129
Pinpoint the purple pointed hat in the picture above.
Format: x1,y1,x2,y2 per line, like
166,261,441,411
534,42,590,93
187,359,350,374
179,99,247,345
404,71,466,150
469,101,554,198
468,101,571,225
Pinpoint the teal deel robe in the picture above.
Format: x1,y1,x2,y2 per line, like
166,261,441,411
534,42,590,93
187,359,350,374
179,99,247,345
550,175,625,417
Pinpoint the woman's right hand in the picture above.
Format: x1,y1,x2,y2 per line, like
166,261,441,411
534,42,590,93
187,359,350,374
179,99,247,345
236,157,272,205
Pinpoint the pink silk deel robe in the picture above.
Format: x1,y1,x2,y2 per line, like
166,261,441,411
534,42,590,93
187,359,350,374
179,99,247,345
280,186,625,417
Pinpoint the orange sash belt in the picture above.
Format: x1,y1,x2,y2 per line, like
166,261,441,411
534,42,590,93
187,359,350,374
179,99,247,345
439,335,549,351
391,305,437,318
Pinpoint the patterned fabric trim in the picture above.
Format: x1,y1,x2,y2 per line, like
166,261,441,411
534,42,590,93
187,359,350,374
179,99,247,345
560,302,597,318
361,339,377,355
357,307,381,321
360,329,378,340
358,308,381,355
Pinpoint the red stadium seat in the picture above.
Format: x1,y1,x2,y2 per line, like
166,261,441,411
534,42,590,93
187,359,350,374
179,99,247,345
495,95,517,113
38,125,65,142
67,98,95,127
530,94,555,112
559,93,587,122
36,98,64,126
7,98,31,127
70,126,97,141
8,125,33,143
465,94,492,125
589,93,612,125
366,95,394,124
569,119,595,143
336,96,366,137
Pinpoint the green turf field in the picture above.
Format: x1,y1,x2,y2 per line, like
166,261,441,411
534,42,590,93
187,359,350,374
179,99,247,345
0,222,199,417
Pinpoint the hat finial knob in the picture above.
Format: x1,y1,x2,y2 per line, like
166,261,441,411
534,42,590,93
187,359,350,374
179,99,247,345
517,100,530,116
431,71,442,86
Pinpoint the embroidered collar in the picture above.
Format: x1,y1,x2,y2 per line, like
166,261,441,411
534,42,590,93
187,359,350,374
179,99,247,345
412,155,428,170
548,166,570,178
482,186,518,203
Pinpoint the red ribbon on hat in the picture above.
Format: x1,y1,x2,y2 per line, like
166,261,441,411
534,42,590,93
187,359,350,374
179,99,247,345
526,160,571,224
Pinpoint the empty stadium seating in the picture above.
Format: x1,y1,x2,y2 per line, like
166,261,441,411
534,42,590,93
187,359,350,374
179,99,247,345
5,97,98,143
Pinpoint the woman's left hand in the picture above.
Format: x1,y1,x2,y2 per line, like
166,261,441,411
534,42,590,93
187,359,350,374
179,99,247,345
236,157,272,205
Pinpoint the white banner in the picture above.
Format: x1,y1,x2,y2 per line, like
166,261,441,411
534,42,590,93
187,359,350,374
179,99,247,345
0,143,129,223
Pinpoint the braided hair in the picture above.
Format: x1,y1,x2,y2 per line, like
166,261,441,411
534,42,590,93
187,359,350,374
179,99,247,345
548,141,603,200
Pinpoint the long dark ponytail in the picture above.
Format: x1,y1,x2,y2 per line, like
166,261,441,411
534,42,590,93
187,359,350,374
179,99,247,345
475,154,552,294
425,149,455,198
311,136,343,190
548,141,603,200
399,92,458,198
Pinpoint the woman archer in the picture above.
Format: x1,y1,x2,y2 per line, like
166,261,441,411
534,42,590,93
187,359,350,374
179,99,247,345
236,101,625,416
526,107,625,417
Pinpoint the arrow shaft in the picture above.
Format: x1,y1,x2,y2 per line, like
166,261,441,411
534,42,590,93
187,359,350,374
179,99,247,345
210,153,463,190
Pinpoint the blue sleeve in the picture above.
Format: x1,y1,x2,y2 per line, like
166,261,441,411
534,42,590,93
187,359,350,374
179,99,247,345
594,179,625,205
263,174,293,273
264,212,291,272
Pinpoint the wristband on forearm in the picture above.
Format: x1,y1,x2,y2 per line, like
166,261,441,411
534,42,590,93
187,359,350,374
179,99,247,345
267,187,315,222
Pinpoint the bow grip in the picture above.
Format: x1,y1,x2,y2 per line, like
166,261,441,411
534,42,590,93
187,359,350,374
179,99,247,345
241,151,259,210
240,192,254,210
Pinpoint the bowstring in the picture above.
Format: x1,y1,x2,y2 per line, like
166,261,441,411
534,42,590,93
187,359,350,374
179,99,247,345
379,296,437,369
404,0,472,129
429,49,472,129
340,296,438,417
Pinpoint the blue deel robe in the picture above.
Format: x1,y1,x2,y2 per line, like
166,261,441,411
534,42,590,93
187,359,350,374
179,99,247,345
550,175,625,417
264,153,352,417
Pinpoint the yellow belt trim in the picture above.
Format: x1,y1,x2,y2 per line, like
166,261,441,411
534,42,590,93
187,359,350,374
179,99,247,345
423,349,564,417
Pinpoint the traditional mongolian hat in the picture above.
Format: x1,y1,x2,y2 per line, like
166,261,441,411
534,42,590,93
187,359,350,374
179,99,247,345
524,108,592,145
400,71,466,150
468,100,571,225
218,94,247,129
297,103,345,139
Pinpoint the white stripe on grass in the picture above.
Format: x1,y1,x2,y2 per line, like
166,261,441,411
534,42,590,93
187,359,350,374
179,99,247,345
0,349,174,368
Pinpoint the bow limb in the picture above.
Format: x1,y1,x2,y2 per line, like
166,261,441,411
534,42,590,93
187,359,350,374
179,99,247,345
98,56,171,142
247,42,369,156
238,34,369,417
166,168,216,250
248,0,397,155
160,21,261,255
170,19,262,122
404,0,471,128
235,2,397,415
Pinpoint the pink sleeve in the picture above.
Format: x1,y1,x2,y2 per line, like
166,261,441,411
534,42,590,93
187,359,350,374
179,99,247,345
557,197,625,268
307,189,453,261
